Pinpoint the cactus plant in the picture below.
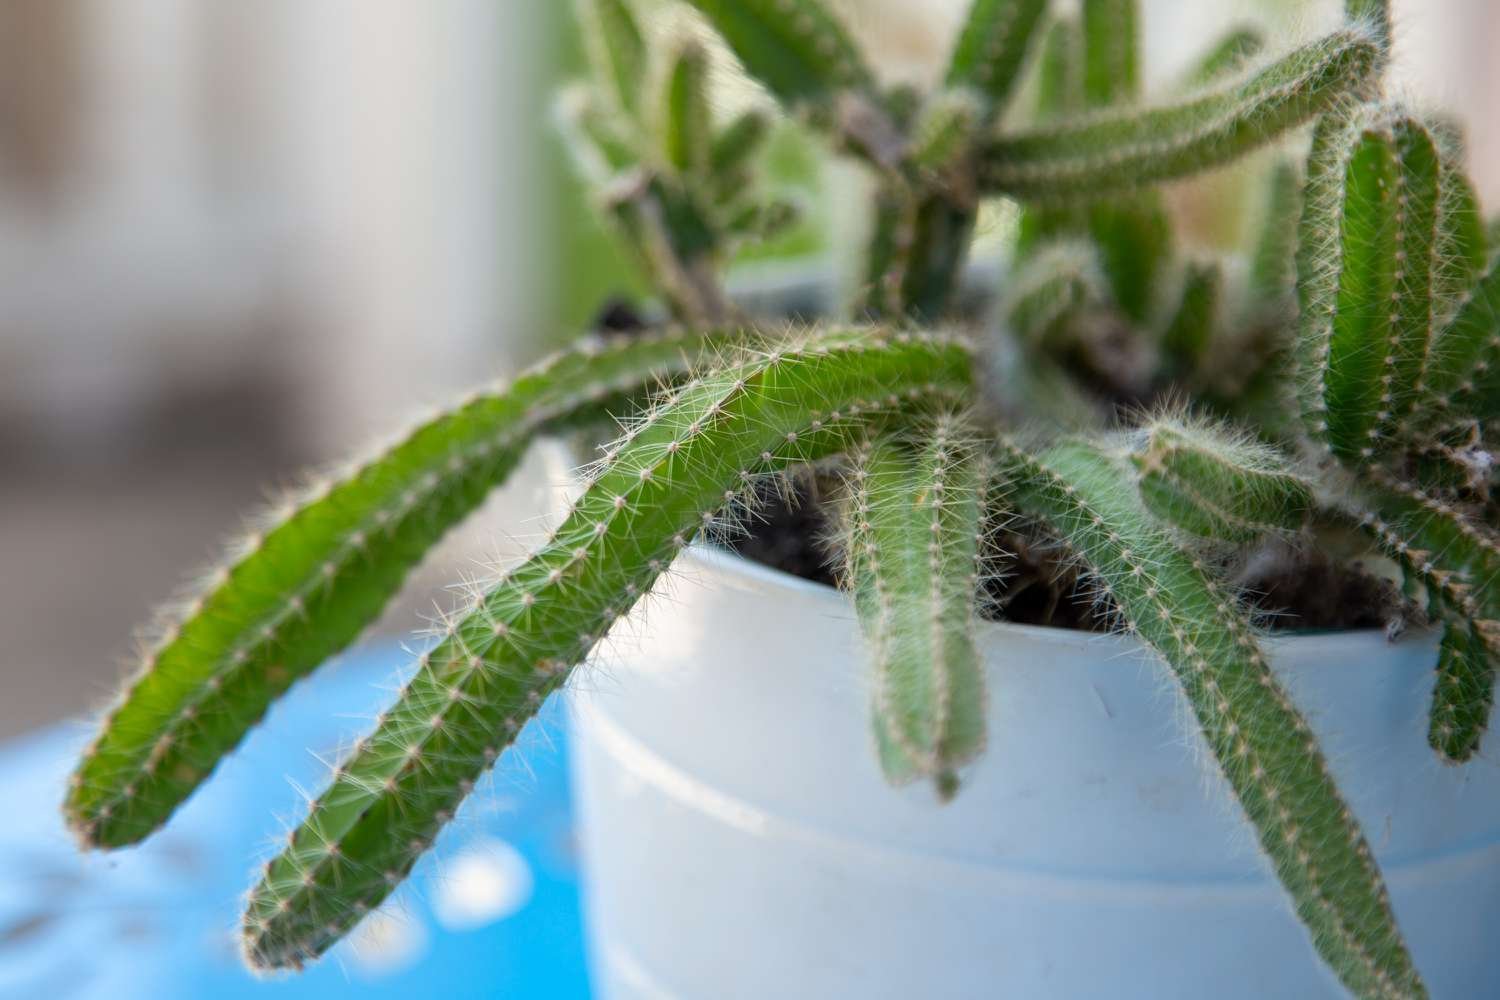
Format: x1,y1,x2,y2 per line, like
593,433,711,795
64,0,1500,995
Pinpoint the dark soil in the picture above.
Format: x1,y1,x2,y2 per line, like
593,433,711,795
726,479,1399,634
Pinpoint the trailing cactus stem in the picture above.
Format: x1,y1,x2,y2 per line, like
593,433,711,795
242,329,975,970
844,419,988,797
64,329,735,849
1431,620,1497,763
1002,437,1424,1000
1353,466,1500,761
981,28,1378,199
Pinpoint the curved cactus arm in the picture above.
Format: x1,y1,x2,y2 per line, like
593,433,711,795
1081,0,1139,108
240,329,975,971
1001,436,1426,1000
1353,467,1500,761
1185,25,1266,87
577,0,648,118
64,329,736,849
682,0,872,112
662,39,713,176
980,27,1380,200
944,0,1048,116
841,417,990,799
1125,416,1311,542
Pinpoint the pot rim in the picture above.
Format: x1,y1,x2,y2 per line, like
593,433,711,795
679,540,1413,660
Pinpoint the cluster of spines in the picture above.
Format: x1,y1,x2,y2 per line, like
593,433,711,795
840,416,991,799
1125,416,1312,543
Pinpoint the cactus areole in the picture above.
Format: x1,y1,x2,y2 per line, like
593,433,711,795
65,1,1500,996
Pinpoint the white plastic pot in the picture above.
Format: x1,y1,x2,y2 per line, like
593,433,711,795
568,543,1500,999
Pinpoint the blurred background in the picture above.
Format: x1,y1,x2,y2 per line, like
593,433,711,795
3,0,1500,742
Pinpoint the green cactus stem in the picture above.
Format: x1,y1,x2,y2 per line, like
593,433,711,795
662,40,713,175
1090,196,1172,326
1353,466,1500,762
1422,253,1500,426
708,109,771,202
999,240,1103,346
1159,261,1222,381
1002,436,1426,1000
1299,109,1427,458
1186,25,1266,86
1126,416,1311,542
1431,620,1497,763
944,0,1048,114
1081,0,1139,108
65,330,735,849
577,0,648,118
682,0,872,114
980,27,1380,199
842,418,990,799
242,329,975,969
1248,159,1304,309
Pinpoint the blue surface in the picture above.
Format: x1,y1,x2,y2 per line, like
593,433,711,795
0,643,592,999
